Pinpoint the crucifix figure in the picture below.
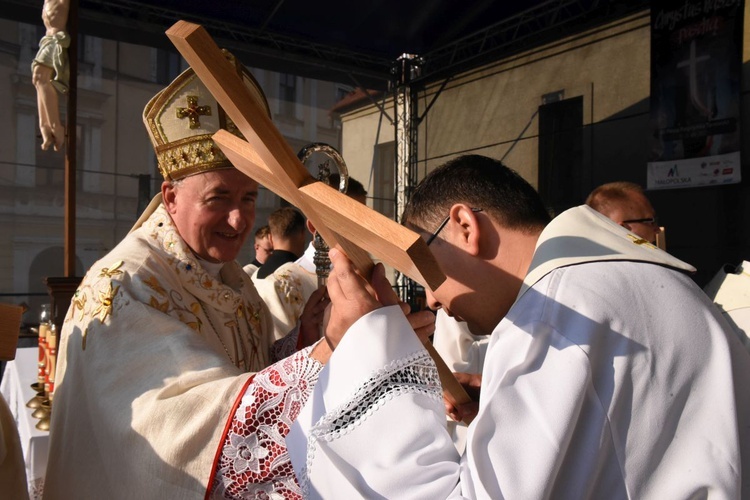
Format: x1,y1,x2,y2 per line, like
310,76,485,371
32,0,70,151
166,21,471,408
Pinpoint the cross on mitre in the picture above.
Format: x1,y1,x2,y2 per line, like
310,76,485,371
176,95,211,129
166,21,471,410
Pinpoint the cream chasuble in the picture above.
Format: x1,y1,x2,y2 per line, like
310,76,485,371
253,246,318,343
45,204,323,499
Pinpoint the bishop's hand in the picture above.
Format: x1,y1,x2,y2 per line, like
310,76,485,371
298,286,330,349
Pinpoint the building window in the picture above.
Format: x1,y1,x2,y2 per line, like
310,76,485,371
279,73,297,117
76,34,103,89
538,96,584,216
155,49,181,85
34,147,63,187
373,142,396,219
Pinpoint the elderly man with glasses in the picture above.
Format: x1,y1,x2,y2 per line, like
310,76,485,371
585,181,661,244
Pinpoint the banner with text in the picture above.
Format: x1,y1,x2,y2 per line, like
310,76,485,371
648,0,743,190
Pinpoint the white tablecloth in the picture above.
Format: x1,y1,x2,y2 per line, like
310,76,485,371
1,347,49,499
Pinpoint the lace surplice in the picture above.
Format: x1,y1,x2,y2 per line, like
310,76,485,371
210,347,323,499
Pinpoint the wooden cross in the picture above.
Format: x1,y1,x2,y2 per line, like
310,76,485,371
166,21,472,412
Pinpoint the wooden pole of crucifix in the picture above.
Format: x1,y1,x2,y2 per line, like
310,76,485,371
63,0,77,278
165,21,471,411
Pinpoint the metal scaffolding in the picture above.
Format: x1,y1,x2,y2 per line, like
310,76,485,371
416,0,649,85
393,54,422,302
0,0,651,305
81,0,393,85
2,0,649,91
385,0,649,305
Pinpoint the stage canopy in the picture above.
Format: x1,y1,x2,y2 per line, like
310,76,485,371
3,0,648,90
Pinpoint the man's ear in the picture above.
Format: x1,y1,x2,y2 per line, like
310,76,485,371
450,204,482,257
306,219,316,235
161,181,177,214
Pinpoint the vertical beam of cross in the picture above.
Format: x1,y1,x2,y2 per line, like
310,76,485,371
166,21,472,412
165,21,446,291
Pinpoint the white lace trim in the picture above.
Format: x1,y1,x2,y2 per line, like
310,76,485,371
300,349,442,497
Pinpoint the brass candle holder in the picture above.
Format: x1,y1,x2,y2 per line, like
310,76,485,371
26,382,46,409
34,399,51,431
31,398,49,420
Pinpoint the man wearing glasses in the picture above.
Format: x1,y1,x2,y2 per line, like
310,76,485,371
585,181,661,244
287,155,749,499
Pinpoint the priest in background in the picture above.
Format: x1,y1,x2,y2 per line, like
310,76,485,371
256,174,367,356
585,181,661,245
242,225,272,277
253,207,306,280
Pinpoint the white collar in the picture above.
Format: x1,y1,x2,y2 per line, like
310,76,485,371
198,257,224,280
518,205,695,300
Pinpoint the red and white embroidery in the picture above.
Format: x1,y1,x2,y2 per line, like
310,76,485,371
210,348,322,499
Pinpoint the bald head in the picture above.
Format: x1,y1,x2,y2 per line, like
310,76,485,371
586,182,661,244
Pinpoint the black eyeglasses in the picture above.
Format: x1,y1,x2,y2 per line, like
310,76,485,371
426,207,483,246
622,217,658,226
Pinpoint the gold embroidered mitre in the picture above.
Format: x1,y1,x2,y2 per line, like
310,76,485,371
143,52,270,181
